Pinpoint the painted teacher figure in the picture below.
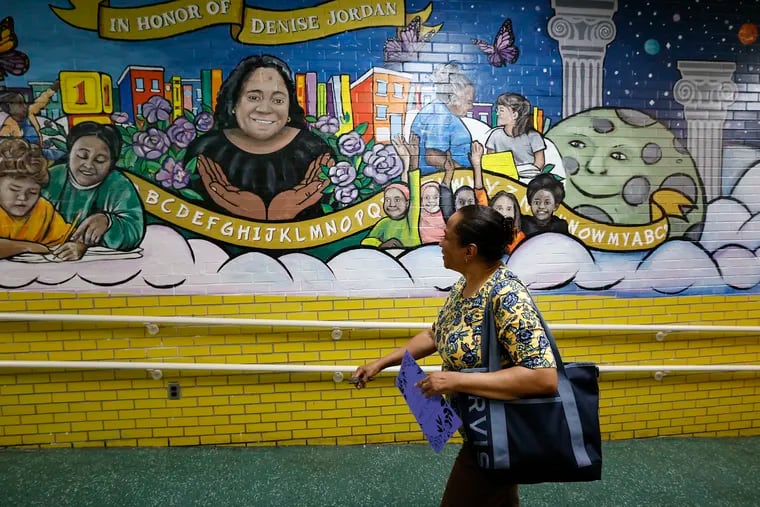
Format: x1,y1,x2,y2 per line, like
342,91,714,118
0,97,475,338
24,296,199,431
185,55,333,222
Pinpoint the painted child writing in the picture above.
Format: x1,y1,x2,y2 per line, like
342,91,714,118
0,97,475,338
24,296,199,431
0,138,84,260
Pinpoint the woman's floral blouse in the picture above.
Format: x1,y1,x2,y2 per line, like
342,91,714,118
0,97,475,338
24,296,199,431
433,265,556,371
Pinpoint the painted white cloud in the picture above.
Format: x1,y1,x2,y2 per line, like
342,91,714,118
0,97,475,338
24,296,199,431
729,161,760,214
712,246,760,290
117,225,195,291
722,144,760,196
508,234,592,289
699,198,760,254
616,240,721,294
5,146,760,297
327,249,417,296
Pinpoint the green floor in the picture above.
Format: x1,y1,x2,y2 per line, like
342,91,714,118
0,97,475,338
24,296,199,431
1,437,758,506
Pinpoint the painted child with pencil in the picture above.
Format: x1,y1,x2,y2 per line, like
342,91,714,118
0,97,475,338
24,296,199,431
43,122,145,251
0,138,85,260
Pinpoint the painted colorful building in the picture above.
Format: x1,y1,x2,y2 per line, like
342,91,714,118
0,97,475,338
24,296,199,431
117,65,165,121
351,67,413,142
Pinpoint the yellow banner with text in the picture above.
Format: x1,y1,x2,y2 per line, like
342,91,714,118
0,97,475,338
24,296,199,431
126,173,384,249
127,171,681,252
51,0,432,44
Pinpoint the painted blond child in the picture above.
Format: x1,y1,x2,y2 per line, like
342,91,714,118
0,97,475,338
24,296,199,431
0,138,84,260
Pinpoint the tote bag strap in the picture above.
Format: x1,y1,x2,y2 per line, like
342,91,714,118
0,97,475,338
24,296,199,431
482,280,565,372
483,279,592,468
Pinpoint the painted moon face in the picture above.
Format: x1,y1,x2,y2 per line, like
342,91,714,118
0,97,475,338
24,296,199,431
545,108,706,240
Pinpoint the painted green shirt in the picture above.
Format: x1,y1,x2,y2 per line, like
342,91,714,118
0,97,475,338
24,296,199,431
361,169,421,248
42,164,145,250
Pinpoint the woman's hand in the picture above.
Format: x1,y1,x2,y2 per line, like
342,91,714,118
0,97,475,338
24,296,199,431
267,153,331,221
416,371,461,398
197,155,266,220
71,213,109,246
51,242,87,261
351,360,384,389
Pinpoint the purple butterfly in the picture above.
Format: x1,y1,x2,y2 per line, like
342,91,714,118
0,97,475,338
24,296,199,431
472,18,519,67
384,16,436,63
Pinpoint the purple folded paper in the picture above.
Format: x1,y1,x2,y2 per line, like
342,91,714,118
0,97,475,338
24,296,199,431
395,350,462,453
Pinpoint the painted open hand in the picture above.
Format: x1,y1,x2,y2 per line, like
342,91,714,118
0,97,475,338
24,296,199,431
391,133,420,173
197,155,266,221
469,140,484,167
267,152,332,221
71,213,109,246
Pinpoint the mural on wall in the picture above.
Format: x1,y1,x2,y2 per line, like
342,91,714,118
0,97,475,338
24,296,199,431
0,0,759,297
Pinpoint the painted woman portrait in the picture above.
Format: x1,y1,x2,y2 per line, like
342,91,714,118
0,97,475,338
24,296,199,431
185,54,333,222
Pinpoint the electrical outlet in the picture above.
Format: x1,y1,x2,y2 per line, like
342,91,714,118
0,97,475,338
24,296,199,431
167,382,181,400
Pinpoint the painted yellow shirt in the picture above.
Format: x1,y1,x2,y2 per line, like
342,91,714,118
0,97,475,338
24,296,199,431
0,197,71,246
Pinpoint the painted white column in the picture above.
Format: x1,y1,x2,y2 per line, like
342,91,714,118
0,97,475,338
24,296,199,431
548,0,618,117
674,61,737,201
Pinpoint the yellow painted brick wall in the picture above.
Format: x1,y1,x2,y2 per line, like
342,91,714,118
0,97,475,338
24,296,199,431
0,292,759,448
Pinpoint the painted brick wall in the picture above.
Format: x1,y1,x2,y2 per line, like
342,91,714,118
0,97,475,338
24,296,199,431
1,292,758,448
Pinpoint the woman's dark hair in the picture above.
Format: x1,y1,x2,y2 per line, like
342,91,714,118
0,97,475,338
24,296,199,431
214,54,306,130
527,173,565,204
66,121,122,168
455,204,514,263
489,190,522,232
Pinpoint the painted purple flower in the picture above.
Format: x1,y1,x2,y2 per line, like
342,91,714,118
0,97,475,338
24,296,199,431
314,115,339,135
155,158,190,190
338,131,365,157
133,128,170,160
194,111,214,133
362,144,403,185
110,112,129,124
167,117,196,148
328,161,357,187
334,184,359,204
142,95,172,124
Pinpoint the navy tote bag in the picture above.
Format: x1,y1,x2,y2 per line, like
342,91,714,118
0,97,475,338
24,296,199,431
455,284,602,483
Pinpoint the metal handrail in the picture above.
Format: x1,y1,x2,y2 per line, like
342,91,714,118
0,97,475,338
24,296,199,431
0,360,758,376
2,313,757,379
2,312,760,334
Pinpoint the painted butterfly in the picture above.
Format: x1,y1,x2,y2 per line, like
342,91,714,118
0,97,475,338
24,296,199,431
384,16,437,63
472,18,519,67
0,17,30,79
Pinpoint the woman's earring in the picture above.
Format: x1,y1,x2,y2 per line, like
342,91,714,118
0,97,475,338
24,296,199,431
288,116,291,122
232,108,236,114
